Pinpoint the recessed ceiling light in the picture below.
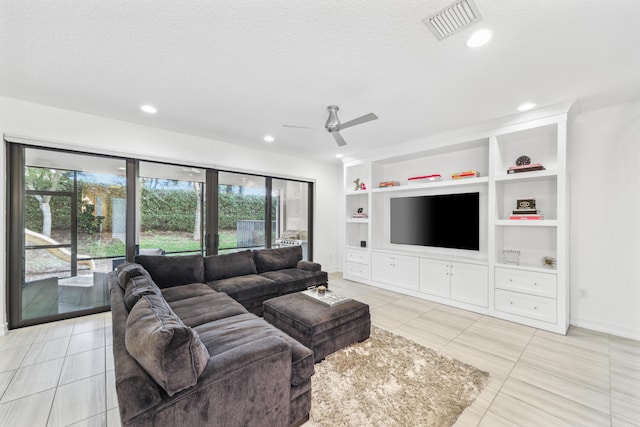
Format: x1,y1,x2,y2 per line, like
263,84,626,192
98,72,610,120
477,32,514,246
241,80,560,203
264,135,275,143
466,28,492,47
140,105,157,114
517,102,537,112
335,154,344,158
117,167,126,171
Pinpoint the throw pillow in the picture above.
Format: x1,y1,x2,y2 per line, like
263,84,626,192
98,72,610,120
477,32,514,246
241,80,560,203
125,294,210,396
135,254,205,288
204,250,257,281
116,263,149,290
123,275,161,311
254,246,302,273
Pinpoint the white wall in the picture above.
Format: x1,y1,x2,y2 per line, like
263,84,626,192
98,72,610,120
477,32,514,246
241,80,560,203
0,96,342,333
569,99,640,339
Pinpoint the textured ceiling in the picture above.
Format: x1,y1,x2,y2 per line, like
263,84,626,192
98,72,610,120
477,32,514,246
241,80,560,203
2,0,640,163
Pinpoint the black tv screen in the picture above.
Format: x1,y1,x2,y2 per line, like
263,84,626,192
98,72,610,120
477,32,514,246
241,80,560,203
390,192,479,251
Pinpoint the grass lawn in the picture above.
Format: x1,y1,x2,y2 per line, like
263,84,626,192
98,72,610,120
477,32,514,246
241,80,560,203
76,229,243,258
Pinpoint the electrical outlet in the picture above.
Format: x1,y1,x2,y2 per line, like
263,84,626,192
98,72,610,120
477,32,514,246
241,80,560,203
578,288,589,299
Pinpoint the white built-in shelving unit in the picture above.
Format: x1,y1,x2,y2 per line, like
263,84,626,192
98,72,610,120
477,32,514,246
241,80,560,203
342,102,572,334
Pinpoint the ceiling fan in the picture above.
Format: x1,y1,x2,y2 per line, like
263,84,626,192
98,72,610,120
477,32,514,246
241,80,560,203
283,105,378,147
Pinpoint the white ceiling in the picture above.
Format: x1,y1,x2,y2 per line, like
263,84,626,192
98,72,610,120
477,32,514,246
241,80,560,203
2,1,640,163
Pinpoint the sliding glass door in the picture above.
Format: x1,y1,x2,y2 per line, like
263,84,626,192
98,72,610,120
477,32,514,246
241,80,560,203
138,162,205,256
7,144,314,328
217,172,267,253
9,146,127,327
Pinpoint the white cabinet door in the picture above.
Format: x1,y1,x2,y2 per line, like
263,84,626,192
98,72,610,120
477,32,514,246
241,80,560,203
392,254,419,290
419,258,450,297
371,252,394,285
450,262,488,307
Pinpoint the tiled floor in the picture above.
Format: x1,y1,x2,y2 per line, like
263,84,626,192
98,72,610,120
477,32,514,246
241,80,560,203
1,273,638,426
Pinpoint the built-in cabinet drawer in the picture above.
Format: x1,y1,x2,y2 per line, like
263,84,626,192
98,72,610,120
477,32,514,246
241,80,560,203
495,267,557,298
344,262,370,280
345,248,369,265
495,289,557,323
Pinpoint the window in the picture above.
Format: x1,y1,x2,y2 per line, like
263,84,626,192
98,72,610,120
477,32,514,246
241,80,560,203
217,172,267,253
138,162,205,256
7,144,313,328
10,146,126,325
272,179,311,260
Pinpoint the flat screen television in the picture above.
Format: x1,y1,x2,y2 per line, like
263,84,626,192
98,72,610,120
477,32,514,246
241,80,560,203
390,192,479,251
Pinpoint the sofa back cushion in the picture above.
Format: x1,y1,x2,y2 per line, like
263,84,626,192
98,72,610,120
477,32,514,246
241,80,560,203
135,254,204,288
254,246,302,273
125,294,210,396
116,263,149,291
204,250,257,281
124,275,162,311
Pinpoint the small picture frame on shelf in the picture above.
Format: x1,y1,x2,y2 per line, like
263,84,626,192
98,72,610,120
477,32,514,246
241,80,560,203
503,249,520,265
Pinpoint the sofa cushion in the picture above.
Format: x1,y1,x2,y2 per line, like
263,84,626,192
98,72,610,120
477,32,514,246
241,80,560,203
253,246,302,273
194,313,314,386
135,254,204,288
166,292,249,328
125,294,210,396
160,282,218,304
260,268,328,295
123,275,161,311
208,274,278,303
116,263,149,291
204,250,257,281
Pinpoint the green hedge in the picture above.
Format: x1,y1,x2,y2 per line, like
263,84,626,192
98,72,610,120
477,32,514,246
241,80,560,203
25,184,272,234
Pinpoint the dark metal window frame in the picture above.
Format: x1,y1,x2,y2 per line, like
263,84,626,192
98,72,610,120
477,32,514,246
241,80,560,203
5,142,315,329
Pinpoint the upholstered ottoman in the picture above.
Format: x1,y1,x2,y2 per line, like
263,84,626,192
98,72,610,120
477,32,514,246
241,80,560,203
263,292,371,363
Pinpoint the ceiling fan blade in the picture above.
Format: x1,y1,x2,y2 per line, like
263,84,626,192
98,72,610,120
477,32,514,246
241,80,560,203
332,132,347,147
337,113,378,130
282,124,316,129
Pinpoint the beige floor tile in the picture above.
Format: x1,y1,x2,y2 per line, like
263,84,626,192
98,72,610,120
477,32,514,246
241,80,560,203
0,345,30,373
519,340,610,391
488,392,576,427
67,329,106,355
0,388,55,427
531,330,610,365
392,319,453,350
1,358,64,403
0,370,16,398
68,412,107,427
106,370,118,410
452,321,532,362
0,329,38,352
478,410,520,427
474,314,537,335
106,407,121,427
105,346,114,372
34,321,74,342
442,340,514,381
510,361,611,415
611,390,640,426
73,315,105,335
21,336,70,367
60,348,106,385
48,374,106,427
105,325,113,347
422,305,480,331
500,376,610,426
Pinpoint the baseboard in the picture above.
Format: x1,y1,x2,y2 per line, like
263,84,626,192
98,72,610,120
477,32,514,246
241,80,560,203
0,322,8,336
571,317,640,341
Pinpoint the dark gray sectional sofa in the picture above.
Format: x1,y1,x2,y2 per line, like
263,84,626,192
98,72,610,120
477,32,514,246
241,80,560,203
109,246,327,427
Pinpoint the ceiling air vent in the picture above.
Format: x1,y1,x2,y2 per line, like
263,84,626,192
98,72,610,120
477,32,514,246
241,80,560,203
423,0,482,40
